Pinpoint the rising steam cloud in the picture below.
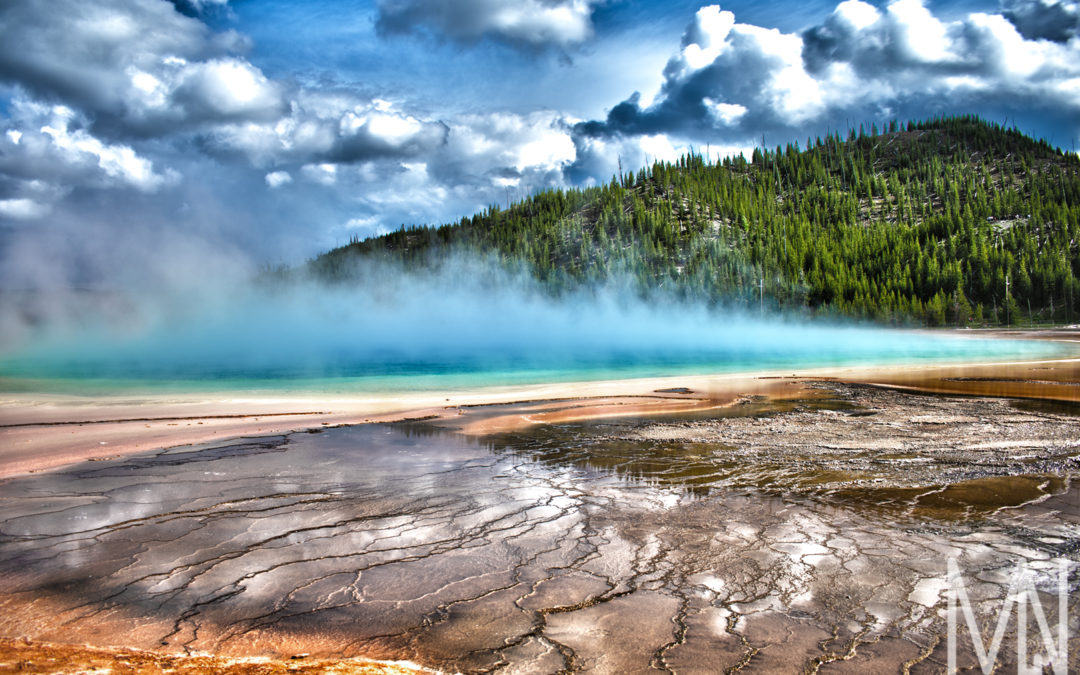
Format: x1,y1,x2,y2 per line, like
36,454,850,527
0,255,1058,391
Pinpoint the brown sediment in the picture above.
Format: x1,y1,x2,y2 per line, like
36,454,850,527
0,637,431,674
451,395,742,435
0,388,1076,672
850,357,1080,402
430,377,830,436
606,381,1080,518
0,378,1077,672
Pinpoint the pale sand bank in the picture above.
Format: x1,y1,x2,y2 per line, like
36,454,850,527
2,343,1078,479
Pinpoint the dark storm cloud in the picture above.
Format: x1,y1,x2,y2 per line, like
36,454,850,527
1001,0,1080,42
167,0,230,19
376,0,600,48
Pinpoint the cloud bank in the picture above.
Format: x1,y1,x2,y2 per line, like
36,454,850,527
576,0,1080,157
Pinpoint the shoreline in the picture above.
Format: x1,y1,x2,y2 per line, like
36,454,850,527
2,335,1078,479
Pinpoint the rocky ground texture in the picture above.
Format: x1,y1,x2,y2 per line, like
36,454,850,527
0,383,1077,673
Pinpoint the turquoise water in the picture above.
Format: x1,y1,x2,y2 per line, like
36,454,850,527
0,276,1067,396
0,324,1064,396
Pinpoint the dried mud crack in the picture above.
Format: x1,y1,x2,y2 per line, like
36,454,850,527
0,382,1077,673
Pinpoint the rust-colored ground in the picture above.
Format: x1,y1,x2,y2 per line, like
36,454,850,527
0,638,429,674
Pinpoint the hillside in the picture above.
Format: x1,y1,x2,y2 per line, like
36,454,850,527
307,116,1080,326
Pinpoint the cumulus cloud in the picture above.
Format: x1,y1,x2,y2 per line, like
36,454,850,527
0,99,177,223
577,5,834,142
265,170,292,188
38,108,177,192
0,0,280,136
269,111,580,238
0,198,51,220
203,104,579,234
0,0,583,247
203,94,448,166
437,111,575,187
376,0,601,49
0,0,585,287
567,130,683,184
576,0,1080,159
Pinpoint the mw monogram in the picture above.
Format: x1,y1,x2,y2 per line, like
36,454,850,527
946,557,1072,674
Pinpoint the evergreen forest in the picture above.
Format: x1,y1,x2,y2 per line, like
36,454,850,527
305,116,1080,327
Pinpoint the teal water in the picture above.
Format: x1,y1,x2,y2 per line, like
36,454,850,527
0,276,1067,396
0,325,1064,396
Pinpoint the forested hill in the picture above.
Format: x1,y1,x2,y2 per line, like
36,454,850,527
308,116,1080,326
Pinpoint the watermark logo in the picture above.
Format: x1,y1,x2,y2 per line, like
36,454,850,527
946,557,1071,674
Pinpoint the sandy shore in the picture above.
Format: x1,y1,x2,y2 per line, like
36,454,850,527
1,330,1078,479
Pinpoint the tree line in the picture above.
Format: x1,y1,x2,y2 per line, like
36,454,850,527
305,115,1080,327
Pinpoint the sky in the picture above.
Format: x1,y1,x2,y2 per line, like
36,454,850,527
1,0,1079,291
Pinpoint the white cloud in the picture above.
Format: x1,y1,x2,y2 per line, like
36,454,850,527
703,99,747,126
806,0,1080,109
344,215,378,229
673,6,735,75
177,59,282,118
342,110,423,145
581,0,1080,152
834,0,880,31
206,95,447,166
638,134,682,163
0,198,50,220
569,131,694,185
445,111,575,175
302,163,338,185
0,101,176,211
887,0,953,63
0,0,280,135
39,107,175,193
265,170,292,188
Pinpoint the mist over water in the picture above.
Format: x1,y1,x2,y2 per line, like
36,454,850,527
0,257,1062,393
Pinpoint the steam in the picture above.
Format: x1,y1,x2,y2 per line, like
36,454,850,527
0,254,1060,392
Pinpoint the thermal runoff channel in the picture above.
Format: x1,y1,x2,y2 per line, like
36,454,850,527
0,264,1060,390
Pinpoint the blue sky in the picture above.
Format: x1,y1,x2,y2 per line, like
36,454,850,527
0,0,1078,291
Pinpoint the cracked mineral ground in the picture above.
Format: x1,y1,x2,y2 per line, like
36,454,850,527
0,382,1078,673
